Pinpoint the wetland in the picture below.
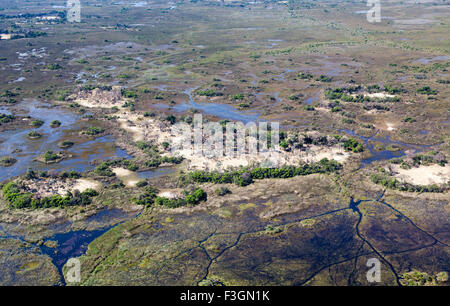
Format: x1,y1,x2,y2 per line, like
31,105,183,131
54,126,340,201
0,0,448,286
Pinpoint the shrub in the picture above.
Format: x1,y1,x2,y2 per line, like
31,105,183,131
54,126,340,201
94,162,115,177
231,93,244,100
0,156,17,167
43,150,60,162
58,141,74,148
136,187,207,208
316,75,332,82
83,126,104,136
197,89,222,97
134,186,159,206
121,89,137,98
136,180,148,188
81,188,98,197
417,86,437,95
50,120,61,128
370,172,444,193
0,113,15,125
298,72,313,79
214,186,231,196
31,119,44,127
343,138,364,153
122,160,139,171
27,131,42,138
47,63,62,70
165,115,176,124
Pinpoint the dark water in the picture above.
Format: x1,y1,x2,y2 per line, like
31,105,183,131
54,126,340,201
0,208,142,285
40,227,114,278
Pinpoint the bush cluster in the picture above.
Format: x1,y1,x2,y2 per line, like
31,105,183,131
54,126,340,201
185,159,342,187
134,187,207,208
2,182,99,209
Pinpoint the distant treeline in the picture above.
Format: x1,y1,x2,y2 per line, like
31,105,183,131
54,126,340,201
0,11,66,20
0,30,47,39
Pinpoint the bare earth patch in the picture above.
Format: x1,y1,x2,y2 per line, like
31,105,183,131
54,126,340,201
72,179,102,193
21,178,102,198
111,167,140,187
71,86,124,108
392,164,450,186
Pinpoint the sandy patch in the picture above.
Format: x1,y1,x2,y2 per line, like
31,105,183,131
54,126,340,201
386,123,396,131
72,179,102,193
71,86,125,108
176,145,351,172
112,167,140,187
393,164,450,185
366,93,396,99
20,178,102,198
305,146,350,162
374,121,397,131
118,117,146,142
115,112,173,143
157,190,183,199
69,86,353,172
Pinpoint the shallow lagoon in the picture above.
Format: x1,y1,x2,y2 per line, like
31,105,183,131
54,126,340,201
0,100,132,181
